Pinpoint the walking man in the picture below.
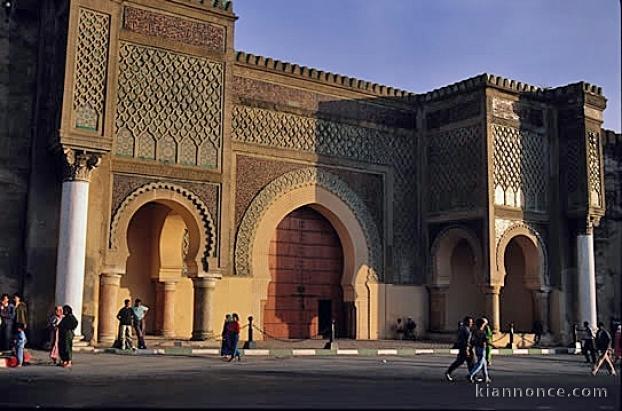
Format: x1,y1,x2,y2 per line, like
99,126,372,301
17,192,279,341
116,299,136,351
445,316,474,381
592,322,616,376
132,299,149,349
581,321,597,364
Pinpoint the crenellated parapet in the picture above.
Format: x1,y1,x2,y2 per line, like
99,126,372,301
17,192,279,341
235,51,416,100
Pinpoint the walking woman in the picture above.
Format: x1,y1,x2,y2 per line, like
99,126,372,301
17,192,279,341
227,313,241,362
58,305,78,368
220,314,231,357
468,318,491,384
484,319,493,367
49,305,64,365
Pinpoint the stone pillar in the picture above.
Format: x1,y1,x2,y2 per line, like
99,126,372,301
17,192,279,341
533,289,550,333
428,286,448,331
577,225,597,327
54,149,100,339
153,280,164,335
97,272,121,344
161,281,177,338
484,285,501,333
191,275,220,340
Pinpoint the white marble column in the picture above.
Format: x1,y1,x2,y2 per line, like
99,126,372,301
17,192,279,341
54,149,100,339
576,225,597,328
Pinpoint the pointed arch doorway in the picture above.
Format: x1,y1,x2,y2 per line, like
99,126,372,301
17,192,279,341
263,206,351,339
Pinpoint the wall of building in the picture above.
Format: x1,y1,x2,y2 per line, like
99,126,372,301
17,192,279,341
595,130,622,329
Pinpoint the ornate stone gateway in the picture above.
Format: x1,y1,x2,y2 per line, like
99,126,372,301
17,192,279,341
264,207,346,339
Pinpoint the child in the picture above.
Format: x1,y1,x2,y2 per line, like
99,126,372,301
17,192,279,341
14,322,27,367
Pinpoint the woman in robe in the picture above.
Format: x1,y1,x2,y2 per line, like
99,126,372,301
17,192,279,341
58,305,78,368
49,305,64,365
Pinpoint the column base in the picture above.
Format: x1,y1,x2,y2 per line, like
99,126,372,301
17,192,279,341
98,335,116,346
191,331,214,341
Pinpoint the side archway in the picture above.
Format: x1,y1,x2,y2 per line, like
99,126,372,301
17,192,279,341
234,167,382,339
98,182,218,343
107,182,217,274
428,226,484,331
495,223,550,333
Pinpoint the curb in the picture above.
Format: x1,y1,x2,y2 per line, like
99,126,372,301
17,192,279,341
91,347,583,357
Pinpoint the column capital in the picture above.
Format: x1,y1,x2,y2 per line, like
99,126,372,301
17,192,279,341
61,147,102,182
100,272,121,286
191,276,218,289
482,284,502,295
161,280,178,291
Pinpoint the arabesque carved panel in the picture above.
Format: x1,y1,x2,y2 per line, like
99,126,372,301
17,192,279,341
115,42,223,169
587,130,602,207
427,125,482,212
72,8,110,132
493,125,547,211
232,104,417,282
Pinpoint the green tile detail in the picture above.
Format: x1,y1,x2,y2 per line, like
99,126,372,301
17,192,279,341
396,349,417,356
358,349,377,356
314,349,338,356
269,349,293,357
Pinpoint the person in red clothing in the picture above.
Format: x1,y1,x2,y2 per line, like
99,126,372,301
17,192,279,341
226,313,241,362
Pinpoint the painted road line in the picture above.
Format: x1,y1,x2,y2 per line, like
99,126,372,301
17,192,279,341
449,349,459,355
337,349,359,355
377,349,398,355
242,349,270,356
415,349,434,354
192,349,219,355
292,349,316,356
513,349,529,355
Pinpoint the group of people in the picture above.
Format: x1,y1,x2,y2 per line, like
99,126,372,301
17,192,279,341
1,293,30,367
394,317,417,340
116,298,149,350
445,316,494,384
220,313,241,362
579,321,620,376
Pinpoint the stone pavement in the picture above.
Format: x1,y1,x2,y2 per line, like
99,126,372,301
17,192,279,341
1,351,618,409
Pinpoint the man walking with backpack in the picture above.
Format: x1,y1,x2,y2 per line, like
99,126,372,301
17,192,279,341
445,316,474,381
592,322,617,376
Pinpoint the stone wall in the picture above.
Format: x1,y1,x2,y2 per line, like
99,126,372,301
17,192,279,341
0,0,41,295
595,129,622,328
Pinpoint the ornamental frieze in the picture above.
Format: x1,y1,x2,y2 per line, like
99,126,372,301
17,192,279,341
123,7,225,53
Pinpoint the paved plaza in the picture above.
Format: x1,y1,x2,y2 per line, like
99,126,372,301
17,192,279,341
0,351,619,409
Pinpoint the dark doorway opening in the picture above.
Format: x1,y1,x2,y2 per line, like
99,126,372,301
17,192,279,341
318,299,332,337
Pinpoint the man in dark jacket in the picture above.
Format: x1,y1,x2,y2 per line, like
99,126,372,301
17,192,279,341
581,321,597,364
445,316,474,381
116,299,136,351
592,322,616,376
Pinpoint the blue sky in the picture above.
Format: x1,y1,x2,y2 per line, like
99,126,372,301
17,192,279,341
233,0,621,132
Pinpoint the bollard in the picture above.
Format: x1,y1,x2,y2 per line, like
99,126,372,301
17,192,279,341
572,323,578,345
506,322,515,349
324,319,338,350
243,316,256,349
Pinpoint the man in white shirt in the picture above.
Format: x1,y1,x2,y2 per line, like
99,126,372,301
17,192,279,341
132,299,149,349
